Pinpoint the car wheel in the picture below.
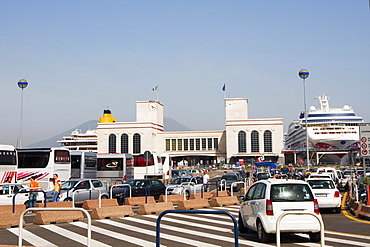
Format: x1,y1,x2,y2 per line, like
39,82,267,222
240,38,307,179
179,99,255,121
185,191,190,200
101,195,108,200
64,197,72,202
257,220,270,243
309,232,321,242
238,213,248,233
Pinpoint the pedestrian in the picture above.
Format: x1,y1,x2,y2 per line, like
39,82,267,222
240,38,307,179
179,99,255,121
29,176,39,208
52,174,62,202
5,177,12,183
203,170,210,192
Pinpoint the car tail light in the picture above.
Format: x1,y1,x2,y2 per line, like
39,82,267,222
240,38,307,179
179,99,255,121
313,199,320,214
123,175,127,181
266,199,273,215
334,191,340,197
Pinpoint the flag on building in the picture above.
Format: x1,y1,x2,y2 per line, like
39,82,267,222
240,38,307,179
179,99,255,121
255,156,264,162
152,86,158,91
222,84,226,91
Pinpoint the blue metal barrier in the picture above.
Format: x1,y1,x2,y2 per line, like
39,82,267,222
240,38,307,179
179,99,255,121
156,210,238,247
13,190,47,213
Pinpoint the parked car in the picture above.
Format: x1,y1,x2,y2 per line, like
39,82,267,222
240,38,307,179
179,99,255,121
166,176,203,198
111,179,166,204
254,172,271,181
0,183,33,206
46,179,109,206
233,170,246,180
343,169,356,180
239,179,322,243
306,178,341,213
219,173,242,192
171,170,191,178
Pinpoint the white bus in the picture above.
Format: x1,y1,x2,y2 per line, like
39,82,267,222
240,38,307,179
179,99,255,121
0,144,17,183
96,153,133,184
16,147,71,191
127,153,170,180
70,151,97,179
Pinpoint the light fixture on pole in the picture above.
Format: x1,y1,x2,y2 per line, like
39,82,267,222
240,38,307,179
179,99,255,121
17,79,28,148
298,69,310,170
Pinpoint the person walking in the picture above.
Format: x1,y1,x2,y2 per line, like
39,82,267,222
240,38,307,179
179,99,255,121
52,174,62,202
203,170,210,192
29,176,39,208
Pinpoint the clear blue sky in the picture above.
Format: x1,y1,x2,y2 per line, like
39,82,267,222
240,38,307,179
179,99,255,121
1,1,369,146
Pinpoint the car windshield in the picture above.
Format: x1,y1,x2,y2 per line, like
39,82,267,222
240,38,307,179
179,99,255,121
270,184,313,202
61,180,79,190
125,180,150,188
308,180,335,189
222,175,238,180
257,173,270,179
170,177,191,185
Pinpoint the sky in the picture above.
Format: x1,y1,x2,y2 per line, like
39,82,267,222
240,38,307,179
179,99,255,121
0,1,369,147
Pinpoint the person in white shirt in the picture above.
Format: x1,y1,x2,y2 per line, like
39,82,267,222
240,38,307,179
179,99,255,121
203,170,210,192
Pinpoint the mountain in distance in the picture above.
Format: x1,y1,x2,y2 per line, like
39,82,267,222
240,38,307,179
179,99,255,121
27,117,192,148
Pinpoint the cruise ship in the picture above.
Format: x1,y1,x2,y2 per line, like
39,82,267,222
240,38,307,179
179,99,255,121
285,94,363,163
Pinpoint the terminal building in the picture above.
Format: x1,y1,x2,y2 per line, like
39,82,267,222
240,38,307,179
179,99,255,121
95,98,284,168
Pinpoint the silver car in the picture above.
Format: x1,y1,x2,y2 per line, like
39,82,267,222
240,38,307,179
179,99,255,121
46,179,109,205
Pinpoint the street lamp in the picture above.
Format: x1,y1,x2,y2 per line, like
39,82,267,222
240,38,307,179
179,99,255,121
17,79,28,148
298,69,310,170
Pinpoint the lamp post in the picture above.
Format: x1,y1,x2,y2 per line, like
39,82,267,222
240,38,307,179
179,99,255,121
17,79,28,148
298,69,310,170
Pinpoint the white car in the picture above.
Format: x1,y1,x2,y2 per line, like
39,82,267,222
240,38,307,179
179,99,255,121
306,178,341,213
0,183,32,206
239,179,322,243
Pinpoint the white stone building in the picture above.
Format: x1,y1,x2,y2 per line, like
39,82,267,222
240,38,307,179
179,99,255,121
96,98,284,168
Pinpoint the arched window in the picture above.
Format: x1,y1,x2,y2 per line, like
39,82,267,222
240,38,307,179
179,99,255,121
133,133,141,154
121,134,129,153
238,131,246,153
264,130,272,152
108,134,116,153
251,131,259,153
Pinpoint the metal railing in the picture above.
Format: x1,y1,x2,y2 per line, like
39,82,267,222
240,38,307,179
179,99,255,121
219,179,226,191
18,207,91,247
276,212,325,247
230,181,245,196
12,190,47,213
156,210,238,247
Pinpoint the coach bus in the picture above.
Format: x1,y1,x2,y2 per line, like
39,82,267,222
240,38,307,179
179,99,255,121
17,147,71,190
70,151,97,179
0,144,17,183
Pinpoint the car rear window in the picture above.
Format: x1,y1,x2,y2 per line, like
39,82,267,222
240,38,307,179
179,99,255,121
307,179,335,189
270,184,314,202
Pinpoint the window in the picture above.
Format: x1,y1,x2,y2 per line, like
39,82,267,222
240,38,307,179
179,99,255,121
177,139,183,151
253,183,266,199
207,138,212,150
238,131,246,153
190,139,194,150
196,139,200,150
92,180,103,188
121,134,129,153
133,133,141,154
245,184,256,201
202,138,206,150
165,139,170,151
213,138,218,150
108,134,116,153
264,130,272,152
251,131,259,153
171,139,176,151
184,139,189,151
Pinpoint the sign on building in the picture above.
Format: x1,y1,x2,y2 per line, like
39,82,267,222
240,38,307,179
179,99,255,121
359,123,370,157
